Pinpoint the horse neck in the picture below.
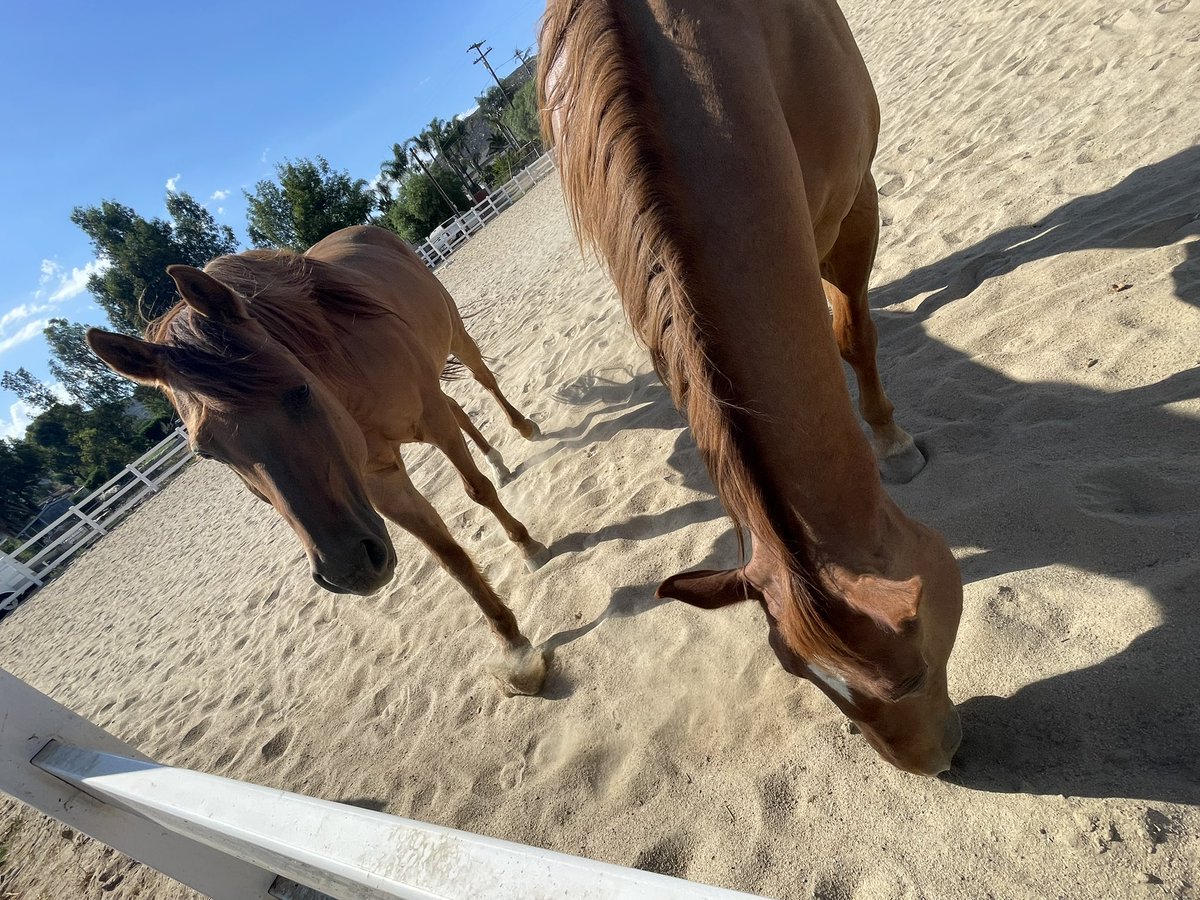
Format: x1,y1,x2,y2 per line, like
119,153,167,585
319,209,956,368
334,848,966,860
545,0,893,567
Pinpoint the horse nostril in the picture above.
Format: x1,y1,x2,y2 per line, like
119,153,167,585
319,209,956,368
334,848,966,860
362,538,390,573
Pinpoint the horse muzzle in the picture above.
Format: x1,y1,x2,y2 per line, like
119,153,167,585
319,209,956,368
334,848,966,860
310,535,397,596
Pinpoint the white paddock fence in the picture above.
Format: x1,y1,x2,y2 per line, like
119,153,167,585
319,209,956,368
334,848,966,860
414,152,558,270
0,670,768,899
1,426,193,612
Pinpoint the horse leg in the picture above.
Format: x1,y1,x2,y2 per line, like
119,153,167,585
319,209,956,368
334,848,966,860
424,394,550,571
365,461,547,695
444,392,511,486
824,172,926,483
450,323,540,440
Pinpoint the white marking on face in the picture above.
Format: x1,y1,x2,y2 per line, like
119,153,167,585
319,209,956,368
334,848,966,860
808,663,855,703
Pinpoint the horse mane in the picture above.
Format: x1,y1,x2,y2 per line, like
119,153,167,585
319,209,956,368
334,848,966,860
146,249,393,408
539,0,861,672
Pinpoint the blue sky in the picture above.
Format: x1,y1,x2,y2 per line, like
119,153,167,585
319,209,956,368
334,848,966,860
0,0,545,438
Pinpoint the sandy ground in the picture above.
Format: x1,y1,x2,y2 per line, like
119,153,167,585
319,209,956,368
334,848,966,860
2,0,1199,897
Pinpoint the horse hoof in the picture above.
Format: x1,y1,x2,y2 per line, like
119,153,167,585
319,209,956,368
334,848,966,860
486,449,512,486
521,419,542,441
879,441,927,484
486,642,548,696
524,541,552,572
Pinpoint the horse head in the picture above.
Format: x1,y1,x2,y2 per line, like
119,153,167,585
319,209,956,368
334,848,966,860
659,520,963,776
87,264,396,596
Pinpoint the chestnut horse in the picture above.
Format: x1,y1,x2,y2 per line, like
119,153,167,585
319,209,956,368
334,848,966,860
88,226,549,694
541,0,964,773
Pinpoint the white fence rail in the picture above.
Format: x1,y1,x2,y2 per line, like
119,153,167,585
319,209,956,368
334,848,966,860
1,426,193,612
414,152,558,270
1,669,768,900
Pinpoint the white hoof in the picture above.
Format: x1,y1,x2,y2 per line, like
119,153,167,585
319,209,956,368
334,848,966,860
485,641,548,696
523,540,551,572
486,449,512,486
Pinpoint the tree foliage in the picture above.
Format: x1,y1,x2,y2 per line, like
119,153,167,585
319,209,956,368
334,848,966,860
70,193,237,335
0,369,57,412
380,167,470,244
244,157,375,251
44,319,132,408
502,80,542,149
0,440,47,536
25,403,87,481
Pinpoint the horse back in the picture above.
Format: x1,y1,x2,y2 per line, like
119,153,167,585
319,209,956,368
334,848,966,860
305,225,459,356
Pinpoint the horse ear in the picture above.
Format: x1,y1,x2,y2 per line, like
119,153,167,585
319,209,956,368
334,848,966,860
656,568,764,609
830,568,923,633
86,328,167,386
167,265,248,323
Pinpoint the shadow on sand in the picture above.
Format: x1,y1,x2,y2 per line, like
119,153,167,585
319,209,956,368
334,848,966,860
536,148,1199,803
870,147,1200,804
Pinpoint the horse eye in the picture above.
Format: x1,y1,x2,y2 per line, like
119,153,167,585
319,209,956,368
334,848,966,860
287,384,311,403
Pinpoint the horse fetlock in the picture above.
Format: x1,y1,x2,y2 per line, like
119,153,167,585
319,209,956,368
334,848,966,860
519,418,542,441
486,640,548,696
522,539,552,572
485,449,512,486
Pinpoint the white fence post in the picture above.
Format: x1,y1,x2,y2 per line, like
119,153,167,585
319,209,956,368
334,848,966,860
0,670,277,899
2,669,771,900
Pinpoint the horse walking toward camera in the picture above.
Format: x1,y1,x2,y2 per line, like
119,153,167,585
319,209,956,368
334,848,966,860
541,0,964,772
88,225,549,695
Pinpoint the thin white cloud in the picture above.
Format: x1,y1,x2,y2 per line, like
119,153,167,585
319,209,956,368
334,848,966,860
0,398,35,440
0,319,50,355
210,189,229,201
0,258,107,354
458,104,480,120
47,259,105,303
0,303,50,332
260,148,270,164
166,173,182,192
216,207,225,215
0,383,70,440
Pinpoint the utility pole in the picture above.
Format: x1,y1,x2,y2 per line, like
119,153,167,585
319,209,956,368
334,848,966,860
514,46,535,81
468,41,510,104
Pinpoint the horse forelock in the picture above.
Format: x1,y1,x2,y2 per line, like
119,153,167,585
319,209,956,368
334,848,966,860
540,0,864,674
145,250,390,410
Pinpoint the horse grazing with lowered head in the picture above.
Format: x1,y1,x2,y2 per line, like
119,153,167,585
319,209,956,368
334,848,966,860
541,0,964,773
88,225,550,695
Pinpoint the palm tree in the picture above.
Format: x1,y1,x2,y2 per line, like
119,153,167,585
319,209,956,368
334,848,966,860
403,137,460,213
375,143,412,213
422,119,480,197
443,117,489,186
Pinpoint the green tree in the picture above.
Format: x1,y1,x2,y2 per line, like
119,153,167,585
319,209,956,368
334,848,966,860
475,86,521,156
502,80,543,149
0,369,57,412
0,440,47,535
421,119,480,198
244,157,375,251
25,404,88,481
380,168,470,244
44,319,132,408
70,193,237,335
73,403,149,486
